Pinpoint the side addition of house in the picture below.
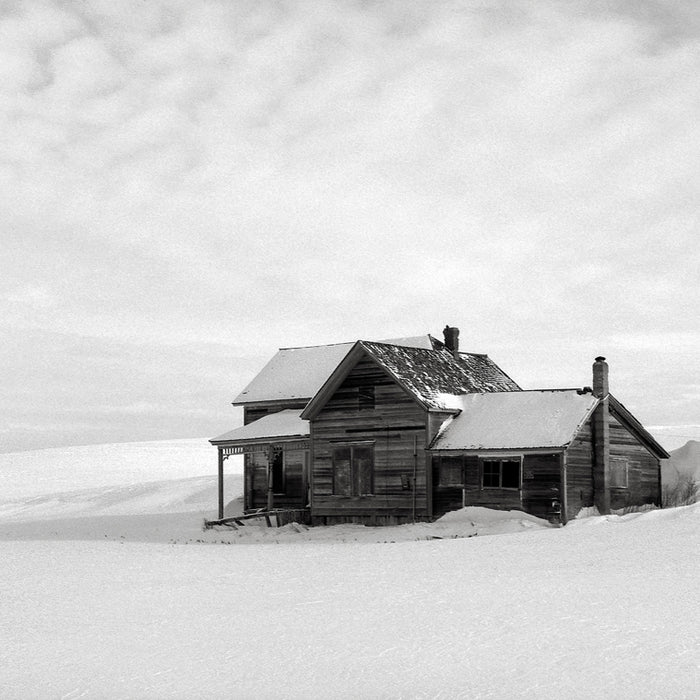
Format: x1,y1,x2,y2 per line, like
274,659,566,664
210,327,668,526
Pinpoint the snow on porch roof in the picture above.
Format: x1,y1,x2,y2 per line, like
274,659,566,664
429,390,599,451
232,335,438,404
210,409,309,445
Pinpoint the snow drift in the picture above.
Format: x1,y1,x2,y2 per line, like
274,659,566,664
1,439,699,699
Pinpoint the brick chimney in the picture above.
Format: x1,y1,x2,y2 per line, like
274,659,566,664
592,356,609,398
443,326,460,359
592,356,610,514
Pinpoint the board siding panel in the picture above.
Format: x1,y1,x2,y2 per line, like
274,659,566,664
521,453,560,520
243,402,309,511
311,357,429,523
432,453,562,520
243,401,308,425
564,413,661,517
565,421,595,519
608,414,661,509
248,450,308,510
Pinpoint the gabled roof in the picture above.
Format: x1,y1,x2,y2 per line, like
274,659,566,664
301,340,520,419
232,335,440,405
429,390,599,451
210,409,308,445
608,395,670,459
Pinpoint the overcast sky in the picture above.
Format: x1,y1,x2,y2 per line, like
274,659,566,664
1,0,698,454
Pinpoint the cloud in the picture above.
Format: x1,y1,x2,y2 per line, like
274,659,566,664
1,0,698,450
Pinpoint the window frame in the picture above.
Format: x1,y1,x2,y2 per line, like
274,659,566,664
358,385,375,411
332,442,375,496
436,455,464,487
480,457,522,490
609,457,629,489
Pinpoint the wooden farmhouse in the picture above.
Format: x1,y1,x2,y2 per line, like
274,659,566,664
210,326,668,526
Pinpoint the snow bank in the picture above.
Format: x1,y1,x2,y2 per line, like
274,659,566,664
2,503,699,699
1,440,699,698
0,438,231,498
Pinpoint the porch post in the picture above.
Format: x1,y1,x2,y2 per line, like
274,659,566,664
560,452,569,525
218,448,225,520
267,446,275,511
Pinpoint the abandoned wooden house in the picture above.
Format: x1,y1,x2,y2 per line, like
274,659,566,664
209,326,668,526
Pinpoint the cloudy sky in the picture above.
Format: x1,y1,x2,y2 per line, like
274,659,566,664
1,0,698,454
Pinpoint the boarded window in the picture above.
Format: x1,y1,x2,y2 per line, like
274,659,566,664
333,445,374,496
438,456,463,487
359,386,375,411
481,459,521,489
333,447,352,496
610,458,628,488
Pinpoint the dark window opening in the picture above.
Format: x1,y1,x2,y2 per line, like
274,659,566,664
333,444,374,496
482,459,520,489
271,450,285,494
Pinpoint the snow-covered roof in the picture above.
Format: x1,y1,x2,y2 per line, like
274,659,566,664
232,335,439,404
429,390,599,451
302,341,521,419
358,341,521,409
210,409,309,444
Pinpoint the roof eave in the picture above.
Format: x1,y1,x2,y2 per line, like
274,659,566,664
300,341,365,420
428,446,566,454
301,341,434,420
231,397,311,407
608,394,671,459
209,432,309,447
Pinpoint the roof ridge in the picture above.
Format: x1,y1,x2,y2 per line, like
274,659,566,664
360,339,443,352
277,341,355,350
516,388,589,393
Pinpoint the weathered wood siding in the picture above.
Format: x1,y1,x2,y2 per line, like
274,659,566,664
311,357,428,525
247,448,308,510
432,453,561,521
243,401,307,425
564,411,661,517
521,453,561,520
242,401,309,511
565,421,595,519
608,414,661,509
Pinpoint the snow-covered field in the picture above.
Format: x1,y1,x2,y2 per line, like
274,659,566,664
1,441,699,699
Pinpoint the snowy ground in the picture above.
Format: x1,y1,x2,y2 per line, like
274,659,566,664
1,441,699,699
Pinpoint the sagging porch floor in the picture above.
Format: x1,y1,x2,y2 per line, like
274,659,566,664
204,508,310,529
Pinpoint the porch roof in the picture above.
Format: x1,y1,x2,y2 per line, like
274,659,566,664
429,389,599,451
209,409,309,446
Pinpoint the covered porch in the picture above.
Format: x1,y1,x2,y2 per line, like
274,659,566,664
209,409,310,521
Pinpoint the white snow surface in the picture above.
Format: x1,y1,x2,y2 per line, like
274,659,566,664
1,439,699,699
431,390,599,450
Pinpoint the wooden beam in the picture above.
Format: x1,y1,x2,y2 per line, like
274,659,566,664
267,448,275,512
217,448,225,520
560,452,569,525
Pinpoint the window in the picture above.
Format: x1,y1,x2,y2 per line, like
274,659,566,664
438,456,463,487
481,459,521,489
610,458,628,488
359,386,375,411
271,450,285,494
333,444,374,496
